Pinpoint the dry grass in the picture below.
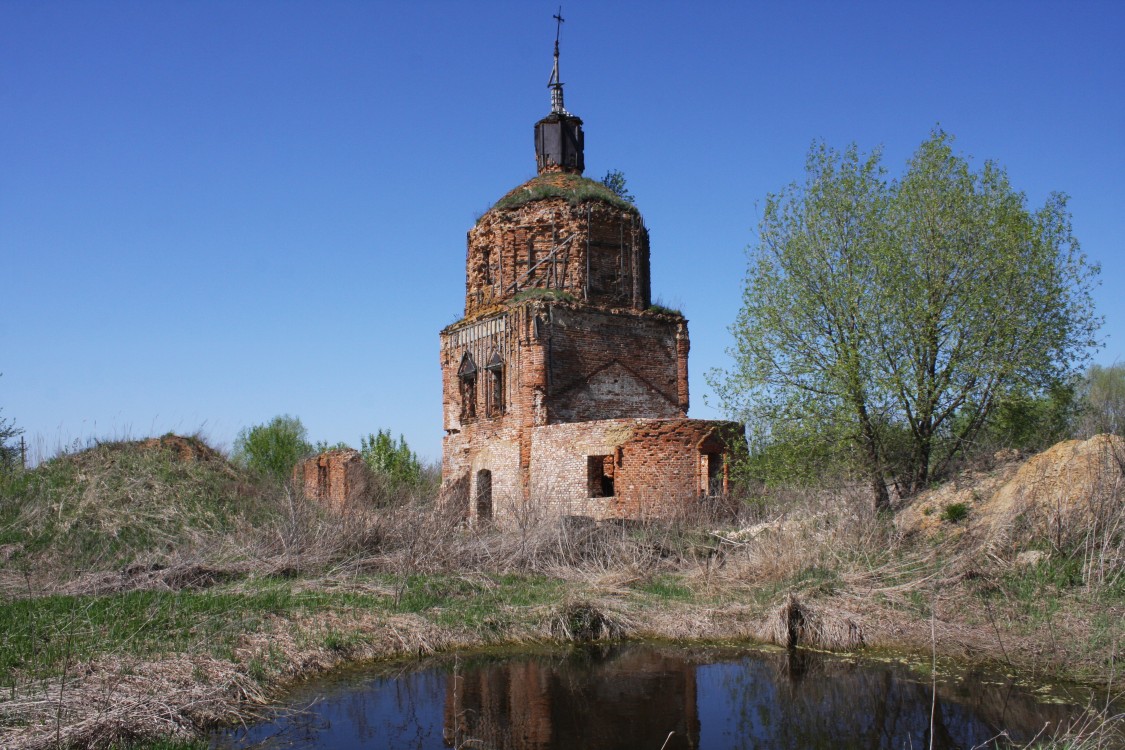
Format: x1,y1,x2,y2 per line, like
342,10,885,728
1,654,263,750
2,435,1123,748
759,593,865,650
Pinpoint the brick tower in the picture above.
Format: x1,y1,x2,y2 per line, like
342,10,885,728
440,20,743,522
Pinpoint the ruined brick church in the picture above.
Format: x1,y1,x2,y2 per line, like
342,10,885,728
440,25,743,522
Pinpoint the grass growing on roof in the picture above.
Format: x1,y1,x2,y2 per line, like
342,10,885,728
489,173,639,215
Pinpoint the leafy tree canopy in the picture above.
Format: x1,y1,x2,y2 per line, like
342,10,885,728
232,414,313,483
711,130,1100,506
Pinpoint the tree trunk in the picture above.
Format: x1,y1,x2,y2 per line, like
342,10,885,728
910,429,932,495
870,470,890,511
856,400,890,511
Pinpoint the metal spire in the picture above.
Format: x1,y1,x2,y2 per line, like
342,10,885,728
548,8,568,115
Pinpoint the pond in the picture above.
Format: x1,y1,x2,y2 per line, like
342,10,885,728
212,643,1093,749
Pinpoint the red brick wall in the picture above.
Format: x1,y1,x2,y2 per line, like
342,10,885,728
464,197,650,317
294,449,370,509
440,299,695,519
545,306,688,421
440,302,688,433
529,418,745,519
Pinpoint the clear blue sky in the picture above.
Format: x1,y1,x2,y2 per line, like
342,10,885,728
3,1,1123,464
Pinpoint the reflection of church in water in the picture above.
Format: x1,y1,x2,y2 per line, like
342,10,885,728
443,648,700,750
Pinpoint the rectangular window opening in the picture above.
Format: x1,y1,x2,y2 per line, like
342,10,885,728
587,455,615,498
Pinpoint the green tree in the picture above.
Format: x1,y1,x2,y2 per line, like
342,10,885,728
0,375,23,472
0,410,21,472
1077,363,1125,437
359,429,422,486
232,415,313,483
600,169,635,203
712,131,1100,507
984,379,1079,452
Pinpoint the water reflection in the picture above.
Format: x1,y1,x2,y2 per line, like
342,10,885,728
445,648,699,749
214,645,1084,749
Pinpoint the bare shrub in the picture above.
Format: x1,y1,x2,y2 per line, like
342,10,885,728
549,601,629,642
760,593,865,650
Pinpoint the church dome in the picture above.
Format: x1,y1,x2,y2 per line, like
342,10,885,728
464,177,650,318
458,13,651,319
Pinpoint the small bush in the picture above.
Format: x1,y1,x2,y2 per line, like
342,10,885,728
0,395,23,473
941,502,969,523
232,415,312,483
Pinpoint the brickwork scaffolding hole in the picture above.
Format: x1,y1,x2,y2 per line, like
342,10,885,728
475,469,493,522
587,455,615,498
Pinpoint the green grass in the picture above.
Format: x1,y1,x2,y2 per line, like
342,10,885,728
0,585,332,683
109,741,209,750
0,574,566,686
634,575,695,602
391,573,563,627
969,553,1093,633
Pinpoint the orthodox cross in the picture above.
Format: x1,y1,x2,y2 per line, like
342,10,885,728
549,7,567,114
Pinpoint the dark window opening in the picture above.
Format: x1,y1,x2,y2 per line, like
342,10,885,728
527,238,535,268
316,462,328,499
482,249,492,285
705,452,724,496
587,455,615,498
476,469,492,522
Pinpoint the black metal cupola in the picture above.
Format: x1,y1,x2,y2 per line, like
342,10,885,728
534,9,584,175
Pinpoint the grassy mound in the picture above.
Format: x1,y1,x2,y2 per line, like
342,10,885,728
0,434,278,577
